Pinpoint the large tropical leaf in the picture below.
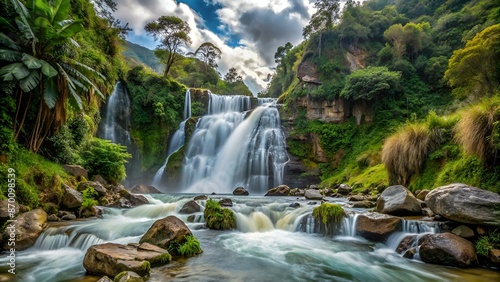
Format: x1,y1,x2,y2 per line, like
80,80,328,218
0,17,16,31
57,20,83,38
34,0,52,21
0,62,29,81
0,49,23,61
0,33,20,51
57,63,82,109
34,17,55,38
10,0,29,19
60,62,104,98
40,60,57,77
22,53,42,69
71,60,106,80
43,77,58,108
19,69,40,92
51,0,70,24
69,76,88,92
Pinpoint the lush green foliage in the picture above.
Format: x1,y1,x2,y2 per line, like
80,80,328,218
81,138,131,183
81,187,98,210
203,199,236,230
475,231,500,257
340,67,401,100
313,203,345,225
177,235,203,256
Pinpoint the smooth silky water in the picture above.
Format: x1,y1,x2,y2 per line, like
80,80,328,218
1,195,498,282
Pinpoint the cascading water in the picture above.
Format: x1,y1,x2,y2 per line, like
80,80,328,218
152,90,192,188
179,93,289,194
101,81,132,145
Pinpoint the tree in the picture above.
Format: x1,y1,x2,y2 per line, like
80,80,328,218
224,67,242,83
188,42,221,73
384,24,405,59
274,42,293,65
0,0,106,152
444,24,500,99
92,0,131,37
145,16,191,78
340,66,401,100
302,0,341,38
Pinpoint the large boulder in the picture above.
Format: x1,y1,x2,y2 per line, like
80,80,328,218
63,164,88,179
62,185,83,209
130,185,163,194
304,189,323,200
122,191,149,207
265,185,290,196
425,183,500,226
233,187,249,196
83,242,170,277
2,209,47,250
337,184,352,195
179,200,201,214
115,271,144,282
419,232,478,267
139,216,192,250
376,185,422,216
0,200,19,219
78,181,108,197
356,213,402,242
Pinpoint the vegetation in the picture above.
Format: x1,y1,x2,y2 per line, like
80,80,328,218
313,203,345,236
475,230,500,257
81,138,131,184
203,199,236,230
177,235,203,256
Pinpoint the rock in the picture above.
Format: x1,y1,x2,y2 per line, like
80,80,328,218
403,247,417,259
451,225,475,239
356,213,402,242
419,232,478,267
289,203,301,208
114,271,144,282
187,215,195,222
0,200,19,219
265,185,291,196
425,183,500,226
96,276,113,282
490,249,500,267
233,187,249,196
323,188,335,197
139,216,193,250
194,195,208,201
47,214,60,221
396,235,417,254
130,185,162,194
418,199,427,208
83,242,170,277
61,213,76,221
309,185,319,190
422,207,435,217
179,200,201,214
337,184,352,195
119,198,132,208
78,181,107,197
376,185,422,216
123,192,149,207
290,188,305,196
2,209,47,250
416,189,430,201
93,175,108,185
219,198,233,207
351,201,376,209
63,164,88,179
348,195,365,202
476,226,487,236
304,189,323,200
62,185,83,209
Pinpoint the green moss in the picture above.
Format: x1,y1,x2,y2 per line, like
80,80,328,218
204,199,236,230
157,252,172,264
475,231,500,257
313,203,345,225
349,164,388,192
178,235,203,256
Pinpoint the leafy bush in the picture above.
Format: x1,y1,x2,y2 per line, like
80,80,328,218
203,199,236,230
178,235,203,256
82,138,131,183
340,66,401,100
475,230,500,257
81,187,99,210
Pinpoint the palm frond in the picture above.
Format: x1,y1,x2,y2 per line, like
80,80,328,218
43,77,58,108
0,49,23,61
56,62,82,110
60,62,104,98
68,59,106,80
19,69,40,92
10,0,30,19
0,62,29,81
69,75,88,92
0,33,20,50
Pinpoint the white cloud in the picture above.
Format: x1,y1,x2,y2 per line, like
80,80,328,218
115,0,316,94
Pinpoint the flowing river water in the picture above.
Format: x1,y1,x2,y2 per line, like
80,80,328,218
1,195,499,282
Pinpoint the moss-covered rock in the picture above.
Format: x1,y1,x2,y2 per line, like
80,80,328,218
312,203,345,235
204,199,236,230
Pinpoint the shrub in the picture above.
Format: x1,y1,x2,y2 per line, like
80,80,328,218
455,97,500,164
203,199,236,230
475,230,500,257
81,187,98,210
82,138,131,183
382,123,440,186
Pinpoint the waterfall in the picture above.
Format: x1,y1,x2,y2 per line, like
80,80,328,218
152,90,192,188
101,81,132,146
179,93,288,194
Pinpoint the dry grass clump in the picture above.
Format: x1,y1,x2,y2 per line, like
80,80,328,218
455,97,500,164
382,123,439,186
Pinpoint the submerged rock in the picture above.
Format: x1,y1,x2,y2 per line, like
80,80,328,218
194,195,208,201
356,213,402,242
419,232,478,267
425,183,500,226
179,200,201,214
265,185,290,196
130,185,163,194
139,216,192,250
304,189,323,200
83,242,170,277
376,185,422,216
114,271,144,282
233,187,249,196
219,198,233,207
2,209,47,250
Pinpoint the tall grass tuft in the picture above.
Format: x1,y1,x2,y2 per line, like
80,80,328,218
382,123,439,186
455,97,500,164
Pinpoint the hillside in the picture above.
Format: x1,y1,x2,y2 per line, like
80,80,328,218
265,0,500,193
122,41,164,74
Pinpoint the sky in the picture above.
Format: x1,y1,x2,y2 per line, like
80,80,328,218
112,0,337,94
